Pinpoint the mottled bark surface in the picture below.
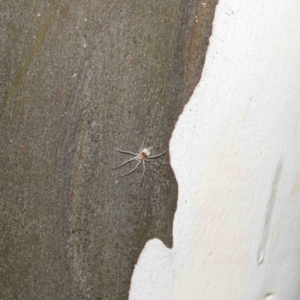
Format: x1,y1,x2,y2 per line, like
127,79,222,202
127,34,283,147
0,1,217,299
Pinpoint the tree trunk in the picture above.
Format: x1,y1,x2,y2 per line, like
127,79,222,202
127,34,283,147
0,1,217,299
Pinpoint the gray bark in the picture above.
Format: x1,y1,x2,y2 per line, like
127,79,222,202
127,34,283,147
0,1,217,299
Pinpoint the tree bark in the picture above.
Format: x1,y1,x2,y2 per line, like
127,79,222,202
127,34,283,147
0,1,217,299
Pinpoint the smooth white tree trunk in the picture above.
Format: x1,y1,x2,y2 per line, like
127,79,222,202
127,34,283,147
129,1,300,299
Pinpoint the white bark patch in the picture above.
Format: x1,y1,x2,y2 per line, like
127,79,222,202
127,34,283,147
130,1,300,299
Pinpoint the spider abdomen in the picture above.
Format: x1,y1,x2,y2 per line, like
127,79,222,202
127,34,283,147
140,147,152,159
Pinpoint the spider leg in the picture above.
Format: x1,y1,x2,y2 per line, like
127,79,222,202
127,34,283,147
119,161,141,177
112,156,137,170
148,149,168,159
114,149,138,156
139,134,148,152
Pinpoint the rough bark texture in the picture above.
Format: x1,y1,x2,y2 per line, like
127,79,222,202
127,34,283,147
0,1,217,299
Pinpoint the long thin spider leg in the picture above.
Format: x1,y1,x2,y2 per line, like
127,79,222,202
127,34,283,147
140,160,146,184
114,149,138,156
112,156,137,170
148,149,168,159
119,161,141,177
139,134,148,152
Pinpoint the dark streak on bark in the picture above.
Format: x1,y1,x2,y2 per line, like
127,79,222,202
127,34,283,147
0,1,218,299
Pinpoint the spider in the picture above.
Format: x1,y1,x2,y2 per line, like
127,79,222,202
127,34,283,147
112,134,168,182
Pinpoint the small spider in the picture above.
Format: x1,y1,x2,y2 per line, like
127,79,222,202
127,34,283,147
112,134,168,182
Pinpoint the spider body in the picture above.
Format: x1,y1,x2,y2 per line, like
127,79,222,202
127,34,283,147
113,136,167,182
139,147,152,160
